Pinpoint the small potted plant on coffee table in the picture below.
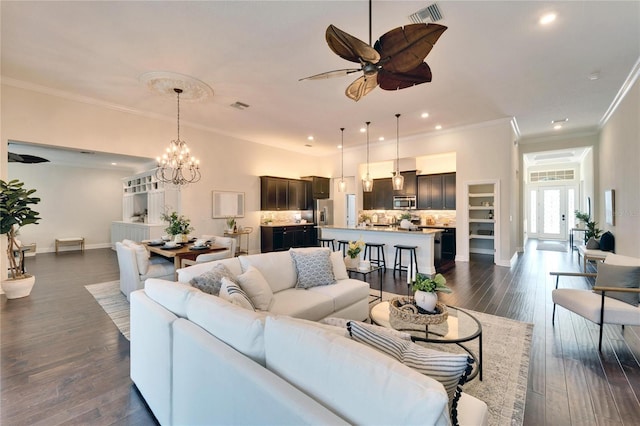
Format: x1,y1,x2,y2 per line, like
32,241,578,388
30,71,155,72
411,272,452,313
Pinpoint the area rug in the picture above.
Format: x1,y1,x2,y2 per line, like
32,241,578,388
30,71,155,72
536,241,567,252
85,281,130,340
87,281,531,426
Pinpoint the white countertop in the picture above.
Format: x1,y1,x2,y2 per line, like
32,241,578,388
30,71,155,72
319,225,442,235
260,222,316,227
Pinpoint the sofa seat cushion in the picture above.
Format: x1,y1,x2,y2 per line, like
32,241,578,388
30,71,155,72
186,291,268,365
239,251,297,293
307,279,370,312
264,316,450,425
142,260,175,281
268,288,334,321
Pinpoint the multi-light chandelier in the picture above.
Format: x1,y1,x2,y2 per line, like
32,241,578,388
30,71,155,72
338,127,347,192
392,113,404,191
156,88,201,186
362,121,373,192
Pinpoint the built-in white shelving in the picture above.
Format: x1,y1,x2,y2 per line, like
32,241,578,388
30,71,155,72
466,181,500,261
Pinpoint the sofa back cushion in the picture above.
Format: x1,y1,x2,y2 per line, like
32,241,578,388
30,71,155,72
239,251,297,293
186,291,268,365
144,278,201,318
177,257,243,283
264,316,450,425
290,248,336,289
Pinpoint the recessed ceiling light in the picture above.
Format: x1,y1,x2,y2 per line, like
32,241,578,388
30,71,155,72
435,125,442,130
539,13,556,25
588,72,600,81
111,162,117,166
421,112,429,118
337,145,342,149
360,127,366,133
553,124,563,130
307,136,314,141
378,137,384,141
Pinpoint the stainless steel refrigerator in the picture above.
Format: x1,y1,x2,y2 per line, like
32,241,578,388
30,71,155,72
315,199,333,226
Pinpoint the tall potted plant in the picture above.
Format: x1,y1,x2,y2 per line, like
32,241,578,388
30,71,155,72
575,210,602,243
1,179,41,299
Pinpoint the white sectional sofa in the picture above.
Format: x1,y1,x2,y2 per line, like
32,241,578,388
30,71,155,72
176,248,371,321
131,278,489,425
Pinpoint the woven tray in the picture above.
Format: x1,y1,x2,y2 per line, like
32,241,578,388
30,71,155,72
389,297,448,330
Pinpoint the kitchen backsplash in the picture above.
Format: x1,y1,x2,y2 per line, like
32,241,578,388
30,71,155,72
360,210,456,226
260,210,314,224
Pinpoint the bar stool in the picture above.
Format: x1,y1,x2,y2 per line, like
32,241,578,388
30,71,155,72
318,238,335,251
364,242,386,271
393,245,418,282
337,240,350,256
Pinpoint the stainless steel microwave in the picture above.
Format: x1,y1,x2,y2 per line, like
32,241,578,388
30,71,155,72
393,196,417,210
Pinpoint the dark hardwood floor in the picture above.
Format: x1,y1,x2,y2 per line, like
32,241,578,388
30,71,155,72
2,241,639,425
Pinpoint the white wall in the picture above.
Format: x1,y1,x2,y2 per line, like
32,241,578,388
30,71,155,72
7,162,126,252
598,77,640,257
1,84,322,256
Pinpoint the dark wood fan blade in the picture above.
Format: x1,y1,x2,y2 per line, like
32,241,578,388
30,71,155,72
377,62,432,91
345,74,378,101
374,23,447,73
326,25,380,64
299,68,362,81
8,152,50,163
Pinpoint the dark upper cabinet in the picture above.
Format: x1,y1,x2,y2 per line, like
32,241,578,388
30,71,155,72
261,177,313,210
443,173,456,210
362,178,393,210
393,171,417,196
417,173,456,210
287,179,307,210
374,178,394,210
261,176,288,210
301,176,330,199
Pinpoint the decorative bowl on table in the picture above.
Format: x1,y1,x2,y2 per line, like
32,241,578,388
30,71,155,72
388,297,448,330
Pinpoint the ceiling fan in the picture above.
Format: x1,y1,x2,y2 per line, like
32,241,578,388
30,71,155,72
8,152,49,164
300,0,447,101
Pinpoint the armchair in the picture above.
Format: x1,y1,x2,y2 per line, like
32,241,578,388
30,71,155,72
551,253,640,351
116,240,175,300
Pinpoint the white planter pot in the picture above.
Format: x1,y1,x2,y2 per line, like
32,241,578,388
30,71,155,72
174,234,189,243
400,219,412,229
414,290,438,312
2,274,36,299
344,255,360,269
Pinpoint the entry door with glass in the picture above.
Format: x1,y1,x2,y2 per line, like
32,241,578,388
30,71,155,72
529,186,576,240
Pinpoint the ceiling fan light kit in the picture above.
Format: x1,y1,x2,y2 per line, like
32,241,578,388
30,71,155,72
301,0,447,101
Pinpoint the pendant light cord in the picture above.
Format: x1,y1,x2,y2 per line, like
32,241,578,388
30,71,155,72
395,113,400,173
175,88,183,141
340,127,345,179
366,121,371,175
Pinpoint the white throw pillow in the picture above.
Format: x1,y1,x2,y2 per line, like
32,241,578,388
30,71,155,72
237,265,274,311
330,251,349,280
289,248,335,289
219,277,255,311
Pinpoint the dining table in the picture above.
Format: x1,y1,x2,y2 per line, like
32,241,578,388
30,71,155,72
145,241,227,270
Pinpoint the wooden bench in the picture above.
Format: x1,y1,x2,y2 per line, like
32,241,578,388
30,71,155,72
577,245,609,272
55,237,85,254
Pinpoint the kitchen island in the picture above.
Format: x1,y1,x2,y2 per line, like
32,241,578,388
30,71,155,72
318,226,442,276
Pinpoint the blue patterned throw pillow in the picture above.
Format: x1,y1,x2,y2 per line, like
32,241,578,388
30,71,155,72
290,249,336,289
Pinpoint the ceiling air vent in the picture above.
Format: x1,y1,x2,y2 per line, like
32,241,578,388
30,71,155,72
230,101,250,110
409,3,444,24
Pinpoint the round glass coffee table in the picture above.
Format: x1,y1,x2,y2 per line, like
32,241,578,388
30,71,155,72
370,301,483,381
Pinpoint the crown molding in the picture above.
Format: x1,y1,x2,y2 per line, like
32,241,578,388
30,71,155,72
599,57,640,128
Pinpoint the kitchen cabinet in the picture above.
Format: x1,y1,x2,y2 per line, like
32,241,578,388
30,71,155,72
301,176,330,199
362,178,393,210
261,177,311,210
417,173,456,210
261,225,317,252
393,171,417,196
441,228,456,260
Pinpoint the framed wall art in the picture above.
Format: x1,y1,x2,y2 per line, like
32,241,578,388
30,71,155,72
212,190,245,218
